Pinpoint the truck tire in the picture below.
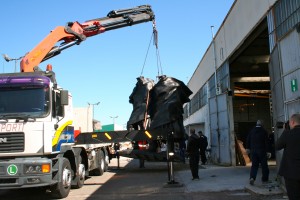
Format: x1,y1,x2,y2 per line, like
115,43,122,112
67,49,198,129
50,158,72,199
72,156,85,189
92,150,105,176
104,149,109,172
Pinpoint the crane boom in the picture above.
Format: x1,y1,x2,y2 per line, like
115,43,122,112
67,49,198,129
20,5,155,72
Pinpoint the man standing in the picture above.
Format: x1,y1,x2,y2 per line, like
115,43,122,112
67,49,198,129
275,114,300,200
246,120,271,185
186,128,201,180
198,131,208,165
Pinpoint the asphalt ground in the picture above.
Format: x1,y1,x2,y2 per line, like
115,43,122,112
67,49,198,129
0,157,287,200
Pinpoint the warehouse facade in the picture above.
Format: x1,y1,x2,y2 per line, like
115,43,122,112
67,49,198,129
183,0,300,168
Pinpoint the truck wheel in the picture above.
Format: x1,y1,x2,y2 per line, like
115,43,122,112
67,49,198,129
92,150,105,176
104,149,109,172
51,158,72,199
72,156,85,189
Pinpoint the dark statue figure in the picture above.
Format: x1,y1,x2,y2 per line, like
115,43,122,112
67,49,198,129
148,75,192,139
127,75,192,139
127,76,155,130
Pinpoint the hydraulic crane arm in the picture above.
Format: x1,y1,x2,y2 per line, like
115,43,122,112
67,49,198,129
20,5,155,72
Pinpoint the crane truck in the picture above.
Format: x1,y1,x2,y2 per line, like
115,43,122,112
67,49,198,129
0,5,155,199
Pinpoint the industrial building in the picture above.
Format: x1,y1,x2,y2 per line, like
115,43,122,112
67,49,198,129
183,0,300,168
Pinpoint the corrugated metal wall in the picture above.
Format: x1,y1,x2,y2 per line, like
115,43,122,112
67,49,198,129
184,0,278,166
268,0,300,176
209,93,234,165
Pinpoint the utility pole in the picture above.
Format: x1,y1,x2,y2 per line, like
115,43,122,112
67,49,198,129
211,25,221,163
88,101,100,131
110,115,118,128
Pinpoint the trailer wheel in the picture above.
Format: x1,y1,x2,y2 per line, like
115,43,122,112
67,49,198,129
72,156,85,189
92,150,105,176
104,149,109,172
50,158,72,199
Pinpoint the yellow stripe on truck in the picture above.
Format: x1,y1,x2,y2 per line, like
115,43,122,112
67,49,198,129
52,120,73,146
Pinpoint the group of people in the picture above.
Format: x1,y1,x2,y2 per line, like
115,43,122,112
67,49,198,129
246,114,300,200
186,128,208,180
186,113,300,200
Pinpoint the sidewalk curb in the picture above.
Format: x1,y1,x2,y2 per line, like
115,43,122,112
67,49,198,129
245,181,284,196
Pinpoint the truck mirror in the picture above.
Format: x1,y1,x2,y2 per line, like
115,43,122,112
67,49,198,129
60,90,69,106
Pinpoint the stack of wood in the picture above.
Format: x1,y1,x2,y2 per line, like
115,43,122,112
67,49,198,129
235,137,251,166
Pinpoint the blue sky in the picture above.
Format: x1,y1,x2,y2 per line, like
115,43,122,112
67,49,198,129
0,0,234,127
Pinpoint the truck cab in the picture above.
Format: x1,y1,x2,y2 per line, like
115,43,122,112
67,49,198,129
0,71,72,155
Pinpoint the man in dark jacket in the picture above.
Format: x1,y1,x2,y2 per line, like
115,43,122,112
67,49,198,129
186,128,201,180
198,131,208,165
275,113,300,200
246,120,271,185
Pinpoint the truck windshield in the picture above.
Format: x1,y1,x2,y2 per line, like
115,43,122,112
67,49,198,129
0,87,50,118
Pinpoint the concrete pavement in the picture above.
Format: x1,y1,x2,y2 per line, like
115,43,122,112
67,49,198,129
173,161,285,197
107,157,286,199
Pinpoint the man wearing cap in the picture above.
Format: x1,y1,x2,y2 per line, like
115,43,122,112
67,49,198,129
246,120,271,185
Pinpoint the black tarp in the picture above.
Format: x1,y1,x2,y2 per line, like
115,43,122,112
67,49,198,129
148,75,192,139
127,76,154,130
127,75,192,139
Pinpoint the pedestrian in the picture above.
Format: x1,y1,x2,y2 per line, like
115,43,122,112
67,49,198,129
186,128,201,180
114,142,121,169
275,113,300,200
246,120,271,185
198,131,208,165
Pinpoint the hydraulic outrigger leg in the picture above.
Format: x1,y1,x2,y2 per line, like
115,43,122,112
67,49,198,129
166,132,182,186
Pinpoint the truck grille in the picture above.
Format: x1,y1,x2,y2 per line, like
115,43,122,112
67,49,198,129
0,178,17,184
0,132,24,153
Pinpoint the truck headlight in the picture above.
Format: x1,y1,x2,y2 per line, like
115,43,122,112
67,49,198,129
24,163,51,174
